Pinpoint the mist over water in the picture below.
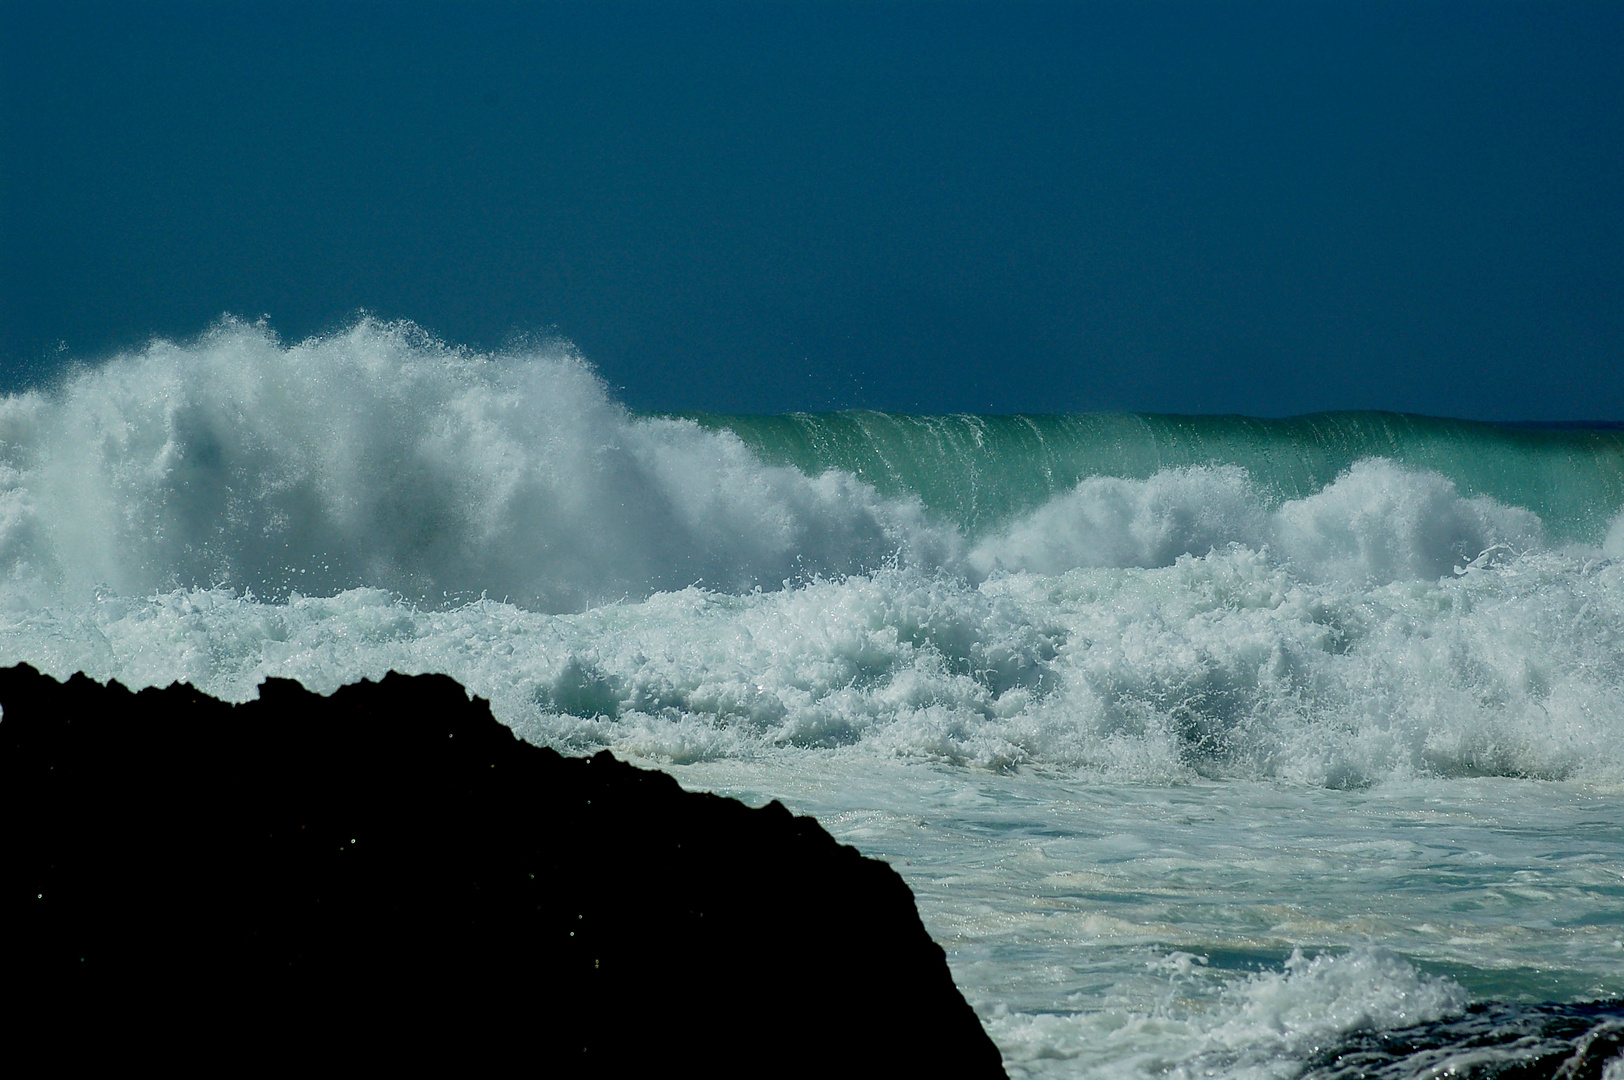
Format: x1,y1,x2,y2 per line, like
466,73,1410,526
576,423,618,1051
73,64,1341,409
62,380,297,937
3,319,1623,1076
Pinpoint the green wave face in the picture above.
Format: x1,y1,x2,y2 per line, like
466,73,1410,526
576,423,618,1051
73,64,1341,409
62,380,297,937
678,411,1624,542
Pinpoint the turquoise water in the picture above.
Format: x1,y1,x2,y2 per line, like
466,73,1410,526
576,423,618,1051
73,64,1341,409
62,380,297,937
684,411,1624,544
675,760,1624,1078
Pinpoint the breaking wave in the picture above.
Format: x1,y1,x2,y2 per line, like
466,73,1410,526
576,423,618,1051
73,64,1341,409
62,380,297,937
2,317,1623,785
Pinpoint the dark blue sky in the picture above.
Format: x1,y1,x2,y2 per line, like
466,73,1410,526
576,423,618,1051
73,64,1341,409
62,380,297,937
3,1,1621,417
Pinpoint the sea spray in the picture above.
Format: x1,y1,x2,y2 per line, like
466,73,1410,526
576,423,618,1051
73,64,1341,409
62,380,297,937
987,948,1469,1080
965,459,1543,582
0,317,947,611
2,319,1623,785
4,318,1622,615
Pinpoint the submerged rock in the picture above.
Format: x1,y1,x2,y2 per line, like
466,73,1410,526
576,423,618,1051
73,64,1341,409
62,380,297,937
0,663,1005,1077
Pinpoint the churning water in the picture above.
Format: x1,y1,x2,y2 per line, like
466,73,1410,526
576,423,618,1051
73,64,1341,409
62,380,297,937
3,319,1621,1076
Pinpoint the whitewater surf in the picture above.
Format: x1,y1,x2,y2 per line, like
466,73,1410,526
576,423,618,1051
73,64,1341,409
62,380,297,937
2,318,1621,1077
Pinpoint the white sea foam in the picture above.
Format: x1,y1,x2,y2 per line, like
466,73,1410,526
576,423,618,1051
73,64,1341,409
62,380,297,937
1,319,1622,786
4,543,1622,785
968,458,1544,584
965,464,1269,576
1605,508,1624,560
5,320,1624,1075
0,318,1573,614
989,947,1468,1080
0,317,946,612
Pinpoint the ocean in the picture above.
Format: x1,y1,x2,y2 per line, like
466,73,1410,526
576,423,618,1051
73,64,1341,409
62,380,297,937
3,318,1621,1077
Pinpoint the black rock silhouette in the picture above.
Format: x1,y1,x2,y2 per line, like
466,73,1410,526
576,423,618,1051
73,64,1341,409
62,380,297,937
0,663,1006,1077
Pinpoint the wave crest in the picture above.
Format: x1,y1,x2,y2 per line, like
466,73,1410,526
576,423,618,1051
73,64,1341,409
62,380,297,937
0,318,945,611
3,320,1623,785
971,459,1543,584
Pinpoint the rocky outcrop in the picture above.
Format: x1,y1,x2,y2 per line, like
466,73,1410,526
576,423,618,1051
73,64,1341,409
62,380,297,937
0,663,1005,1076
